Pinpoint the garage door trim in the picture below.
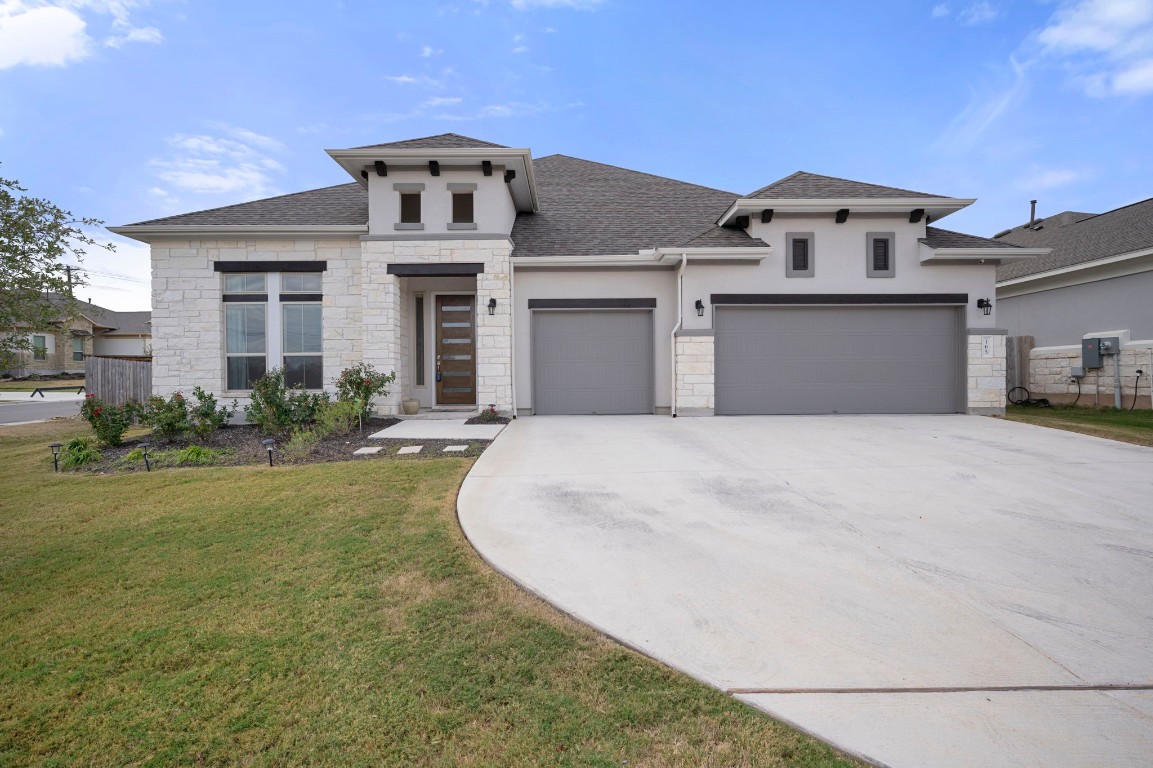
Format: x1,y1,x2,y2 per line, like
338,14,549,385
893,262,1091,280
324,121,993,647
711,293,968,306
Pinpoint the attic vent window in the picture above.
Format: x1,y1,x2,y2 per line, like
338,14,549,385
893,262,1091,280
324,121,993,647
452,192,474,224
785,232,814,278
792,239,809,271
400,193,421,224
866,232,895,278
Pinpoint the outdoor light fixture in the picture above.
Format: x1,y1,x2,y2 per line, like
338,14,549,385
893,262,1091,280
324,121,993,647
262,438,276,467
977,298,993,316
49,443,62,472
487,297,497,315
695,299,705,317
137,442,152,472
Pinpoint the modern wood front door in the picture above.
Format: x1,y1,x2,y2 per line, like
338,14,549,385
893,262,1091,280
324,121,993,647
435,295,477,405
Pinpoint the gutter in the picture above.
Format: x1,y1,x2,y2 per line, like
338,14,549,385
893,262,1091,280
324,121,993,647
670,253,688,417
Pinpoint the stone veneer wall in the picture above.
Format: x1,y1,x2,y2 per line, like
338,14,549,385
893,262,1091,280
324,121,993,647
360,238,512,415
967,331,1007,415
674,333,714,415
150,238,363,399
1029,337,1153,408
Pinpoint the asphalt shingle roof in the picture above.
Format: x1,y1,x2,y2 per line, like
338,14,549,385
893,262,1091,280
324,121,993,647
47,295,150,333
921,227,1020,249
995,198,1153,281
747,171,945,200
355,133,509,150
509,155,763,257
127,184,368,227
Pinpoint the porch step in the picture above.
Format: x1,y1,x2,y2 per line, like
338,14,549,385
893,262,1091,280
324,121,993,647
398,408,476,420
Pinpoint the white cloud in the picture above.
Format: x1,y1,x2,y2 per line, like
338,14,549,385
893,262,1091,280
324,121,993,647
0,0,162,69
512,45,528,53
959,1,999,25
0,4,90,68
149,125,285,202
1035,0,1153,95
509,0,604,9
1016,168,1085,190
932,4,950,18
419,45,442,57
384,73,443,87
421,96,462,107
935,57,1028,148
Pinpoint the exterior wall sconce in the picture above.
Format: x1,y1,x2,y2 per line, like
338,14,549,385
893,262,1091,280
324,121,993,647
695,299,705,317
137,442,152,472
487,298,497,315
262,438,276,467
49,443,62,472
976,298,993,316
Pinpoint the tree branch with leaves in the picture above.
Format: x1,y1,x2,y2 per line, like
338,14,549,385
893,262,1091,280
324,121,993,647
0,170,113,370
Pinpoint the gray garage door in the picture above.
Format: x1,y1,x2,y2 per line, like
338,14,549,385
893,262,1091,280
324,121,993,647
532,310,654,415
715,306,963,415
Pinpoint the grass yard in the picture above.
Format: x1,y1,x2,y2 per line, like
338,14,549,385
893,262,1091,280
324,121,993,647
0,420,858,768
1004,404,1153,448
0,378,85,392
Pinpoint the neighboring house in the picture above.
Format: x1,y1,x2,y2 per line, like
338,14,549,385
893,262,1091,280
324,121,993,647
109,133,1043,417
2,295,152,377
993,199,1153,406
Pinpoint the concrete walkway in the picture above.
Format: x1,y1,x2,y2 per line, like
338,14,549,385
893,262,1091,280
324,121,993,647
458,415,1153,767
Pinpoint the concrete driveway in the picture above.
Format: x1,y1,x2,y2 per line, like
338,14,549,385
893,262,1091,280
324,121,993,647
458,415,1153,768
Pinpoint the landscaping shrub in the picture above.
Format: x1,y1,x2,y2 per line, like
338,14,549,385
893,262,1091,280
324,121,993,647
60,437,102,468
244,368,329,435
141,392,191,442
189,386,236,440
314,398,361,438
334,362,395,420
79,394,138,447
476,404,501,423
175,445,222,466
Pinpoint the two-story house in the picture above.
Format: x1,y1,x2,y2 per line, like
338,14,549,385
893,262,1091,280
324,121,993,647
110,133,1043,417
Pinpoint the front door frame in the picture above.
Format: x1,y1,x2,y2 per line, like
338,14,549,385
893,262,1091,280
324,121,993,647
431,290,478,407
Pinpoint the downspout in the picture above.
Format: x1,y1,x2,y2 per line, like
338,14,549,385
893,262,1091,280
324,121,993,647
671,252,688,417
509,256,517,418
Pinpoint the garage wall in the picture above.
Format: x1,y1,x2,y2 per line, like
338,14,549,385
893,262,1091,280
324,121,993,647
513,268,676,413
997,271,1153,347
680,215,1000,331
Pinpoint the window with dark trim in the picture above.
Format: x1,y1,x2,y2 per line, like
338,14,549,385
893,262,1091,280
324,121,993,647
223,271,324,391
71,338,84,362
452,192,474,224
785,232,815,278
415,294,425,386
866,232,896,278
32,335,47,360
400,192,421,224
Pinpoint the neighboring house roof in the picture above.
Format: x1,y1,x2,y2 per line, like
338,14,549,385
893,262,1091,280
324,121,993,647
677,225,769,249
995,197,1153,281
127,184,368,227
45,294,151,334
510,154,763,258
355,133,509,150
922,227,1019,249
747,171,944,200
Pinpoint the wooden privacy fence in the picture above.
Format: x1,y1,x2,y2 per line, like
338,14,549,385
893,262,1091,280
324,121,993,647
86,356,152,405
1005,336,1034,394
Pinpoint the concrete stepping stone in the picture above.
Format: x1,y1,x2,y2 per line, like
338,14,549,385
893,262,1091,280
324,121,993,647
353,447,382,455
443,445,469,453
398,446,423,455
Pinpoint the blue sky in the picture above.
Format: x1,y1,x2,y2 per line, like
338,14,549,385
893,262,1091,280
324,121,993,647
1,0,1151,310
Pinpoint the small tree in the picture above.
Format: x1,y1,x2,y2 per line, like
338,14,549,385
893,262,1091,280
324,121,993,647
334,363,396,420
0,171,114,370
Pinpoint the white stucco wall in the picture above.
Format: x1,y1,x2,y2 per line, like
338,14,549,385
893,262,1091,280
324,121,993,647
512,268,677,413
366,167,518,236
93,336,150,356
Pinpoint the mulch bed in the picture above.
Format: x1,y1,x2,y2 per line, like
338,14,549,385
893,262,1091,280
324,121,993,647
76,417,492,473
464,415,511,425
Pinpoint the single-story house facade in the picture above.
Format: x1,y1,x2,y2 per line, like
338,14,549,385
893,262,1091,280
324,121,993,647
993,198,1153,406
2,295,152,378
110,133,1043,417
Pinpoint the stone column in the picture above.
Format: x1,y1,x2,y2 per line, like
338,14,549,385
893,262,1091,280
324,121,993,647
361,244,403,415
475,243,513,414
675,332,715,415
967,330,1007,416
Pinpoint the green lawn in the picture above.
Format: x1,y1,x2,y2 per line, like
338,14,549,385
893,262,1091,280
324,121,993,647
0,378,85,392
1005,404,1153,448
0,420,859,768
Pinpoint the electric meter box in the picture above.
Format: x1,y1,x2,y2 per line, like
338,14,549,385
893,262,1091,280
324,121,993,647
1082,337,1121,369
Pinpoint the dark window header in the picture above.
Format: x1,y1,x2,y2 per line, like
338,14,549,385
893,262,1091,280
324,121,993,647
386,263,485,277
214,261,327,273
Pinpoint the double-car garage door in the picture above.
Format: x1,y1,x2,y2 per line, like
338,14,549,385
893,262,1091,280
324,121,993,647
714,305,964,415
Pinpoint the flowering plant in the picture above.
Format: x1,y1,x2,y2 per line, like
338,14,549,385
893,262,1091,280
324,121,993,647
334,363,396,420
80,393,138,446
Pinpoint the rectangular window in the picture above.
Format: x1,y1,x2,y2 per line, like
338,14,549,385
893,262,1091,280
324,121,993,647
281,273,322,293
72,338,84,362
452,192,474,224
867,232,896,278
415,294,425,386
225,304,267,390
32,335,47,360
224,274,267,293
400,192,421,224
282,303,323,389
785,232,815,278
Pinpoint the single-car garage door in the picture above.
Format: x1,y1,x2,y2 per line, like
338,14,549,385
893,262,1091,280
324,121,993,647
532,310,654,415
715,305,963,415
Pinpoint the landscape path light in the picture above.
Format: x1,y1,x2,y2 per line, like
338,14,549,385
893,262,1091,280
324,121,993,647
49,443,62,472
262,438,276,467
137,442,152,472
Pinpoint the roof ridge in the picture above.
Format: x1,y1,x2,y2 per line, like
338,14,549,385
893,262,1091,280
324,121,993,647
747,170,941,199
354,132,508,149
746,170,808,197
538,154,741,197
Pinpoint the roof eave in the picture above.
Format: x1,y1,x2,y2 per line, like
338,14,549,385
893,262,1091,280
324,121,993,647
107,224,368,243
717,197,975,226
919,243,1049,266
325,147,539,213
